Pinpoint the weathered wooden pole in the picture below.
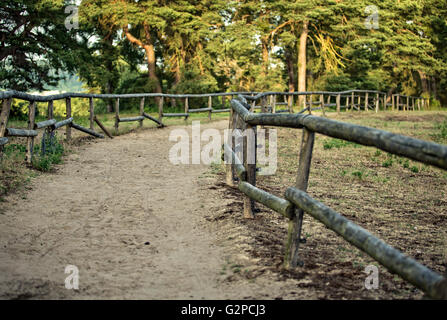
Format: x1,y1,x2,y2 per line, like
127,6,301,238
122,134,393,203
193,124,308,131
351,92,354,111
309,94,313,114
272,94,277,113
243,123,256,219
26,101,36,164
114,98,120,134
357,94,361,112
208,96,212,121
65,97,72,140
0,98,12,156
336,94,341,115
406,96,409,111
375,93,379,113
184,97,189,121
226,107,236,187
364,92,369,111
89,97,94,130
320,94,326,117
288,94,294,113
48,100,54,120
47,100,54,138
397,95,400,111
139,98,145,128
93,116,112,139
158,96,164,123
285,128,315,269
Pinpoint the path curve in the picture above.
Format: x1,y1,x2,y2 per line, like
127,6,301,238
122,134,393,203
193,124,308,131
0,121,238,299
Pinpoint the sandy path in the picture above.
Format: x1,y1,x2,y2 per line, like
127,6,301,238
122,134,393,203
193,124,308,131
0,120,241,299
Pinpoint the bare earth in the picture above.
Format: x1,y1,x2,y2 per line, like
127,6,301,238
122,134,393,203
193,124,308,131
0,120,313,299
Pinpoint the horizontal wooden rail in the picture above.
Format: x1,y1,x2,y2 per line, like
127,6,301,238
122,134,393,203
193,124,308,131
212,109,230,113
142,112,164,127
239,182,294,219
0,137,8,145
70,122,104,139
52,117,73,130
93,116,113,139
6,128,38,137
188,108,213,113
231,99,447,170
285,187,447,300
162,113,189,117
34,119,57,129
118,116,145,122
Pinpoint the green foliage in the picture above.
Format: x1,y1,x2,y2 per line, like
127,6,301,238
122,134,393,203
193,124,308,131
0,0,89,91
430,121,447,143
323,138,360,150
32,133,65,172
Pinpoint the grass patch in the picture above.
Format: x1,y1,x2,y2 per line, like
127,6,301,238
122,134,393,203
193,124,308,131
323,138,361,150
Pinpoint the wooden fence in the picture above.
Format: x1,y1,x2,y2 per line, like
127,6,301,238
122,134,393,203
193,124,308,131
0,88,442,298
0,90,428,162
225,94,446,299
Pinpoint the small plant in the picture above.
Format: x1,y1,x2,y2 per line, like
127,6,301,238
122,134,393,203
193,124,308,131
352,170,364,179
382,155,393,168
374,150,382,157
323,138,360,150
32,133,65,172
410,166,419,173
431,121,447,143
402,159,410,169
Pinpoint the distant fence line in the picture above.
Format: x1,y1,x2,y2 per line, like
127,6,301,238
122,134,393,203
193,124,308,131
225,94,446,299
0,89,430,163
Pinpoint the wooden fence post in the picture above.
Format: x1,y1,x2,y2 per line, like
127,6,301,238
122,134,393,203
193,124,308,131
0,98,12,156
285,128,315,269
288,94,294,113
158,96,164,124
272,94,277,113
89,97,94,130
309,94,313,114
336,94,341,115
115,98,120,134
26,101,36,164
226,107,236,187
397,95,400,111
243,123,256,219
375,93,379,113
184,97,189,121
139,98,145,128
351,92,354,111
320,94,326,117
357,94,361,112
65,97,72,140
346,95,349,112
208,96,212,121
364,92,369,111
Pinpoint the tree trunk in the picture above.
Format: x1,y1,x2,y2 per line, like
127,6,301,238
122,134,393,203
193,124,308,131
124,25,162,95
297,21,309,108
261,36,269,81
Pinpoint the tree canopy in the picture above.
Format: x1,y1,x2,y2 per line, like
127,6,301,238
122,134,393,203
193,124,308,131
1,0,446,105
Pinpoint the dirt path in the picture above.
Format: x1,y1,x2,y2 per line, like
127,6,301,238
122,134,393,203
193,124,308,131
0,120,311,299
